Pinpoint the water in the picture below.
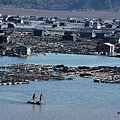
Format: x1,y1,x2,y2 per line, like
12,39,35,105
0,53,120,120
0,53,120,67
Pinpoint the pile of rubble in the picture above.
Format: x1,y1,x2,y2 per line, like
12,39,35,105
0,63,120,85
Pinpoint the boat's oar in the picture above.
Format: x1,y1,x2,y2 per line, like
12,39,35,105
43,97,46,103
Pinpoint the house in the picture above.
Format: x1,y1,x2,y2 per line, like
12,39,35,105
0,45,6,50
96,43,114,55
69,18,78,23
13,45,31,56
3,14,11,22
103,36,120,44
52,24,58,28
0,35,10,43
30,16,37,20
59,22,67,26
8,22,16,28
84,21,92,28
6,15,24,24
93,22,97,29
0,30,5,36
80,31,92,38
64,31,74,35
85,21,90,27
95,32,105,39
37,17,47,21
33,29,45,36
104,23,116,29
114,29,120,34
46,17,57,23
92,22,102,29
63,34,76,42
0,19,2,24
16,19,24,24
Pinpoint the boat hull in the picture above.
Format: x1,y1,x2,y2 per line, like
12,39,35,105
27,101,44,105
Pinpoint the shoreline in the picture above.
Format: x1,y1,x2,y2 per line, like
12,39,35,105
0,6,120,19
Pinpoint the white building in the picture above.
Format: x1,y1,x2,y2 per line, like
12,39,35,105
97,43,114,56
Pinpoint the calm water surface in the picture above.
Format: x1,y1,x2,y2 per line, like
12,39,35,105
0,53,120,67
0,53,120,120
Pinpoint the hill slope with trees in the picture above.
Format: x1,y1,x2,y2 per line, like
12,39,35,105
0,0,120,11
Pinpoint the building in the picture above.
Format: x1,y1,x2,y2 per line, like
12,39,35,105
95,33,105,39
115,29,120,34
0,30,5,36
0,19,2,24
97,43,114,55
14,46,31,56
33,29,45,36
59,22,67,26
63,34,76,42
103,36,120,44
69,18,78,23
5,15,24,24
0,35,10,43
80,31,92,38
8,22,16,28
0,45,6,50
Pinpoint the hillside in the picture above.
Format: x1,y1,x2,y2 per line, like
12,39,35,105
0,0,120,11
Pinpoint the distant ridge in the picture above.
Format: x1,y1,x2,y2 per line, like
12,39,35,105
0,0,120,11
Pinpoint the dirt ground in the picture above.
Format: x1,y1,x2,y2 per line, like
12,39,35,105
0,6,120,20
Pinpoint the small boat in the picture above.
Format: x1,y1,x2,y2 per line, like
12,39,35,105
117,112,120,114
27,100,44,105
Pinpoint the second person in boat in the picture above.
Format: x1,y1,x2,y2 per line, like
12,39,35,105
39,94,44,103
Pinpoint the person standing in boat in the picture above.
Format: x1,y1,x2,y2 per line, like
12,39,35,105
32,93,37,102
39,94,44,103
